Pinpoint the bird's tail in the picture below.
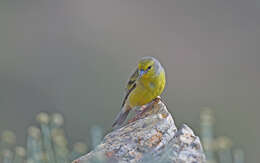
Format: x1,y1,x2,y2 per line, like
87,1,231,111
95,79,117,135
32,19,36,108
112,107,130,129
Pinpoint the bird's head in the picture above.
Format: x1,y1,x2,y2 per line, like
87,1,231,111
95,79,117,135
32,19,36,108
138,56,162,79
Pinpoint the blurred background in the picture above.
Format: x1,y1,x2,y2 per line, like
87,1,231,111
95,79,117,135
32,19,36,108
0,0,259,162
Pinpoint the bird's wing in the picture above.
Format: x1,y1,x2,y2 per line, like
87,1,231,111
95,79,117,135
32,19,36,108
121,68,139,108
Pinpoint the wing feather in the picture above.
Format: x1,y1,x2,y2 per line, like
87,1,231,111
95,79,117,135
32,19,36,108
121,68,139,107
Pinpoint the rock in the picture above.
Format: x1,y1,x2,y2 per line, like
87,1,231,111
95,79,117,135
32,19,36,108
73,101,206,163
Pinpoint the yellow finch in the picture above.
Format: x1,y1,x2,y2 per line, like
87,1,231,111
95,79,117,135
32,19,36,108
112,56,166,128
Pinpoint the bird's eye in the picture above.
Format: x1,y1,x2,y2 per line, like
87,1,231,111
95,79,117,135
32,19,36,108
147,65,152,70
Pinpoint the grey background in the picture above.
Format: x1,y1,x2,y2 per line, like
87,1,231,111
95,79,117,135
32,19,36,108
0,0,259,162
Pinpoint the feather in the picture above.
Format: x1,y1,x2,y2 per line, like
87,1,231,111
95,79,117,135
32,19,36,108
112,106,130,128
121,68,139,108
112,69,139,128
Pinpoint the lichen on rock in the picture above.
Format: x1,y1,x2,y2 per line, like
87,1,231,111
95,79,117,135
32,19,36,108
73,101,206,163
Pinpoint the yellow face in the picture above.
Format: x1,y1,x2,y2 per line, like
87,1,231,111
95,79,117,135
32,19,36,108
138,58,155,79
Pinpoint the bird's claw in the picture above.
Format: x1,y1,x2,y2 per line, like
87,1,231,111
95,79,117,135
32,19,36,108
128,97,162,124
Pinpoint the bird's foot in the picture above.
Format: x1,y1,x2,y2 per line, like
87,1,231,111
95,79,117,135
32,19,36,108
128,97,162,124
139,97,161,115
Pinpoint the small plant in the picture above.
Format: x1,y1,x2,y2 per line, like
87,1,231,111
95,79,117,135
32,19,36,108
200,108,244,163
0,113,87,163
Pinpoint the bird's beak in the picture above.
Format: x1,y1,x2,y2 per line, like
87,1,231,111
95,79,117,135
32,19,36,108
139,69,146,77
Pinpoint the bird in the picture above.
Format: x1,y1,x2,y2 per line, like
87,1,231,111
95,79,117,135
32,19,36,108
112,56,166,128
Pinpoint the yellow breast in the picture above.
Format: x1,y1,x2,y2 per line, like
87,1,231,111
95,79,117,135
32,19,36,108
128,71,165,107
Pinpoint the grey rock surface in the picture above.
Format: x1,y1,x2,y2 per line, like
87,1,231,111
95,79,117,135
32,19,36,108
73,101,206,163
